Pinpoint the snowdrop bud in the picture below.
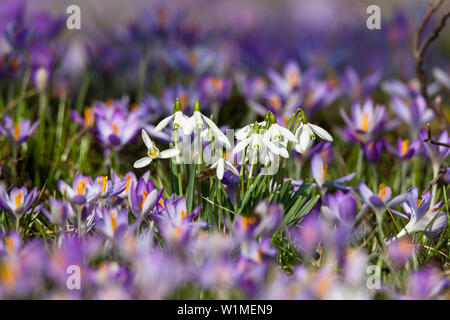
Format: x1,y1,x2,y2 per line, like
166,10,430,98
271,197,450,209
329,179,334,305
194,99,200,111
174,98,182,112
35,67,49,93
253,121,260,133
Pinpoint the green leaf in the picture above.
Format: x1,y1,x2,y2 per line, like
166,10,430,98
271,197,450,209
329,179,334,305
186,164,197,213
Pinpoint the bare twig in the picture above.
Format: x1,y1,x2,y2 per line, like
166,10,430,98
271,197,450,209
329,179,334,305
413,0,450,128
421,165,447,198
423,123,450,148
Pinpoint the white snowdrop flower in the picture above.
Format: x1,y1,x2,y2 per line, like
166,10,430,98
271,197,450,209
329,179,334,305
154,98,193,136
189,100,231,149
233,122,284,159
133,129,180,168
210,157,239,180
294,111,333,153
235,121,266,141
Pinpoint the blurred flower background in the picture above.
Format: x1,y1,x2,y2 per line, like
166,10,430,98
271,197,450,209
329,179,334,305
0,0,448,299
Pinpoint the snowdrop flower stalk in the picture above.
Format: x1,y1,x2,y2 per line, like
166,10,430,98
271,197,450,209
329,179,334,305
190,99,231,164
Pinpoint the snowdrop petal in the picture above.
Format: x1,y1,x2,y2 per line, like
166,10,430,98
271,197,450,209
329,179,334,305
310,123,333,141
154,115,174,132
233,137,251,154
141,129,153,149
133,157,152,168
217,158,225,180
158,148,180,159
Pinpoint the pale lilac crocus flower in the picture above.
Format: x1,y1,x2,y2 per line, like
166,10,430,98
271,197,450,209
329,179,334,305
393,188,446,240
0,115,39,145
311,154,355,191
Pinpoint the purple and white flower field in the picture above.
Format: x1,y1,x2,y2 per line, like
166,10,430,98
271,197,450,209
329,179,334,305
0,0,448,300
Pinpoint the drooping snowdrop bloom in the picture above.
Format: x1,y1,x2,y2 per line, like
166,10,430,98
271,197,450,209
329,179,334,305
393,188,446,240
233,122,285,168
0,185,40,220
153,98,193,136
264,122,297,151
293,110,332,153
189,99,231,149
210,156,239,180
0,115,39,145
133,129,180,168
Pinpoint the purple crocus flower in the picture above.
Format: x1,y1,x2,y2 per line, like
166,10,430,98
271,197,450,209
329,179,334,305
390,96,434,138
290,213,322,257
0,185,40,219
311,153,355,190
128,177,161,218
93,103,142,149
419,129,450,167
199,76,232,103
153,196,204,245
58,173,95,205
41,197,71,228
95,206,128,240
0,115,39,145
358,181,407,213
339,98,396,143
361,139,384,163
385,138,420,160
340,67,381,101
392,188,446,240
266,60,302,97
321,191,357,227
403,267,448,300
387,237,415,266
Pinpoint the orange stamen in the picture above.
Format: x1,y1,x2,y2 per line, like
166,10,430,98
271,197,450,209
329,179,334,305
268,96,281,111
360,112,369,132
125,175,132,194
287,71,299,87
111,123,119,135
322,163,328,181
14,191,23,208
13,124,20,141
141,190,148,209
401,139,409,156
210,78,223,91
378,184,387,201
84,108,95,127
